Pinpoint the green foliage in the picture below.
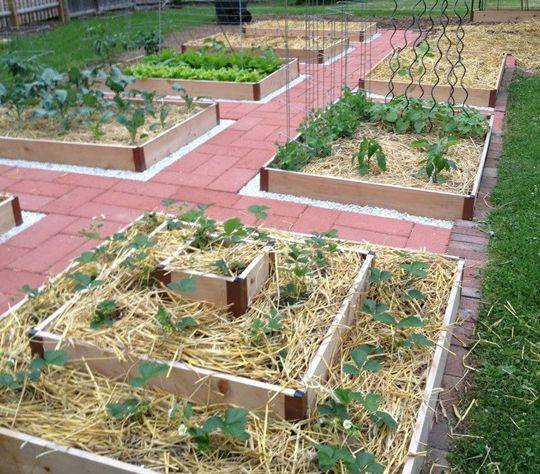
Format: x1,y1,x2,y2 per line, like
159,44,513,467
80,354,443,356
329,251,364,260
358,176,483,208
132,30,163,56
247,204,269,219
315,444,384,473
449,75,540,473
155,306,197,333
400,261,429,278
90,299,117,329
126,47,281,83
369,267,392,285
354,137,387,175
69,271,103,292
249,309,282,341
129,361,168,388
0,350,67,390
21,284,40,298
411,136,459,182
167,277,197,295
86,25,129,65
342,344,384,376
188,407,250,451
107,398,150,420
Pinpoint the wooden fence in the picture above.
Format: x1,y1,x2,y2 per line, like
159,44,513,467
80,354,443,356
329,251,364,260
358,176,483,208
0,0,162,29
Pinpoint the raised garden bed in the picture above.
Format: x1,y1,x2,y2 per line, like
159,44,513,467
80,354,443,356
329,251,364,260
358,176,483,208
243,19,377,43
361,50,508,108
0,210,464,473
0,193,23,234
182,33,349,64
123,56,300,101
29,217,373,419
471,8,540,22
261,90,493,220
0,100,219,172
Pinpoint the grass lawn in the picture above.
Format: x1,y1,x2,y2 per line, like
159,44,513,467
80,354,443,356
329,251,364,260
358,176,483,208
448,74,540,472
2,0,521,76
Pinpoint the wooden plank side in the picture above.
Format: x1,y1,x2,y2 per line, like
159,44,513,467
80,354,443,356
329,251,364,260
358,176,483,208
263,167,468,220
0,195,18,234
37,332,293,418
258,59,300,99
0,136,136,171
168,268,229,307
361,52,508,108
303,253,374,411
0,427,153,474
126,59,298,101
472,9,540,22
242,251,274,305
244,23,376,42
402,259,464,474
471,114,495,197
142,102,219,168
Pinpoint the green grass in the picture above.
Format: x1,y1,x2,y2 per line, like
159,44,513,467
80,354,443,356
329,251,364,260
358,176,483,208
448,74,540,473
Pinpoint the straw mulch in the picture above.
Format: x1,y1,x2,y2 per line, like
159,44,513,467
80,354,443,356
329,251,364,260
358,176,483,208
46,225,366,387
249,19,374,32
0,213,164,375
184,33,343,51
368,20,540,87
0,104,198,145
302,121,483,194
0,226,458,473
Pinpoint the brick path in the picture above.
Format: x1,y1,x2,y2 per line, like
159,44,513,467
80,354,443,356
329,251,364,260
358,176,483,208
0,29,515,472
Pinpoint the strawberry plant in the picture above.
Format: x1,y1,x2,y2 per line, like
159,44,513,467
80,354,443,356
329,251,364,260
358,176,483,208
369,267,392,285
155,306,197,333
186,407,250,451
0,350,67,390
315,444,384,474
90,299,117,329
249,309,282,342
129,361,168,388
107,398,150,420
342,344,384,376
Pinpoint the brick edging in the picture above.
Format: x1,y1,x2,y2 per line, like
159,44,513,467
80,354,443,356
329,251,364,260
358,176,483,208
423,63,517,472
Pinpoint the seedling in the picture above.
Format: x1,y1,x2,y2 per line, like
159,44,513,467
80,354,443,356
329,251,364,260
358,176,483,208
411,136,459,183
369,267,392,285
400,261,429,278
90,299,117,329
354,137,387,176
342,344,384,376
316,444,384,473
155,306,197,333
107,398,150,420
249,309,282,341
0,350,67,390
129,361,168,388
167,277,197,295
69,271,103,292
21,284,39,298
247,204,269,220
187,407,250,451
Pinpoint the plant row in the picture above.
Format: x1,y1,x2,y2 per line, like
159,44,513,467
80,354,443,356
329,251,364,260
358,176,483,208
0,54,200,144
126,43,282,83
272,89,488,183
0,208,456,472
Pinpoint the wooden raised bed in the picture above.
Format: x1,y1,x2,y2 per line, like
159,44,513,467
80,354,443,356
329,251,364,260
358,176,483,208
154,248,275,317
0,101,219,172
2,254,465,474
0,194,23,235
471,8,539,22
30,251,374,420
260,116,494,221
124,58,300,101
243,21,377,43
360,52,508,108
182,38,349,64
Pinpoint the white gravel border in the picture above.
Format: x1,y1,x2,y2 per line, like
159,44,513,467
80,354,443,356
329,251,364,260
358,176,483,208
239,174,453,229
0,211,45,245
0,120,235,182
